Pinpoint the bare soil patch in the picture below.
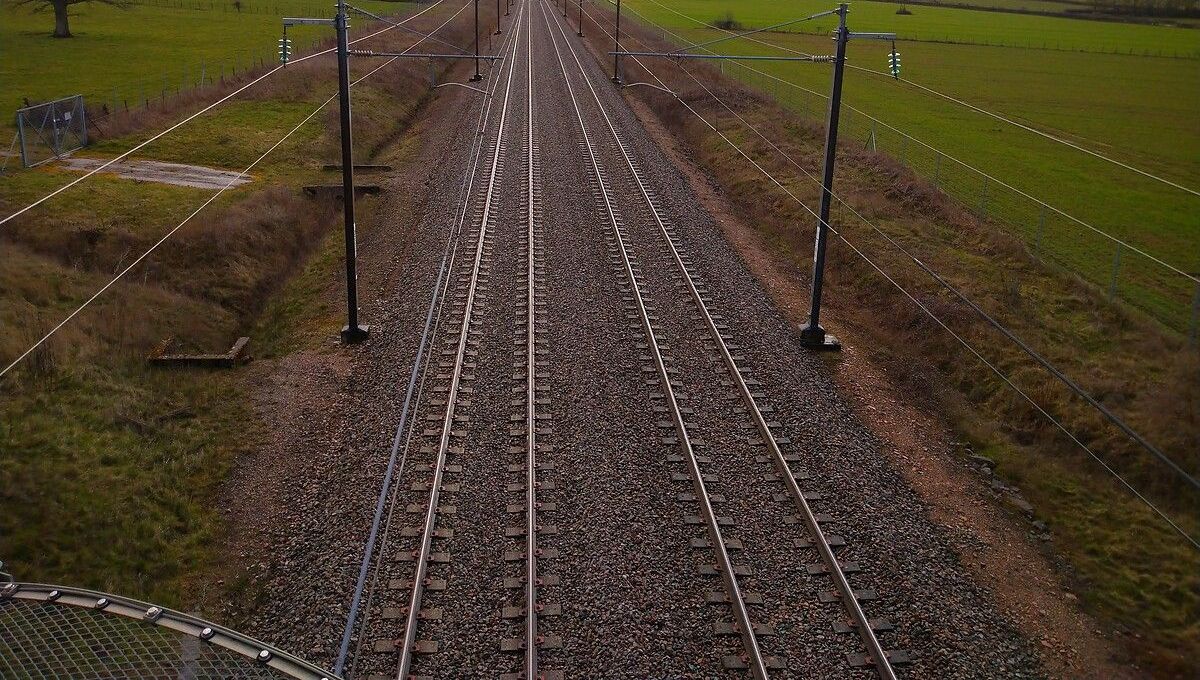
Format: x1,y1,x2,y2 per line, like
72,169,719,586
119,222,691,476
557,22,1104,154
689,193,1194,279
59,157,253,189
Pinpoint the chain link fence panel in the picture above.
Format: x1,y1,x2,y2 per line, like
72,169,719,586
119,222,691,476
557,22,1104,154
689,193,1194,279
0,583,337,680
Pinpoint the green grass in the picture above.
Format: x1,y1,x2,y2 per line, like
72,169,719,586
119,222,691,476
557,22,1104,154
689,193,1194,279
879,0,1200,26
0,365,251,605
0,0,413,122
979,435,1200,672
630,0,1200,54
0,0,460,608
894,0,1094,12
624,0,1200,331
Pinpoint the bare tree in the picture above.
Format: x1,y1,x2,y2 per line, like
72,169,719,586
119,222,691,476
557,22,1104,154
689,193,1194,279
15,0,131,39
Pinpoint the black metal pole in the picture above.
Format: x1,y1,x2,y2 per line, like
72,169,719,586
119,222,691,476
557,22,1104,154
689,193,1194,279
495,0,501,34
578,0,583,36
471,0,482,81
336,0,368,343
799,2,847,351
612,0,621,83
505,0,510,17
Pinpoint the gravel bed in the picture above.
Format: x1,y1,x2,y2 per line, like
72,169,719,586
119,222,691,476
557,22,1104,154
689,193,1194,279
531,5,741,676
232,1,1044,678
538,7,868,676
566,7,1043,679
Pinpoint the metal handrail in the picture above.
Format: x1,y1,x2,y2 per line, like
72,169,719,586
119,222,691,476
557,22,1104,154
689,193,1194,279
0,582,339,680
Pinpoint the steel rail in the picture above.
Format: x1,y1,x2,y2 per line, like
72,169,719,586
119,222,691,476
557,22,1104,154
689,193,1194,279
347,16,528,673
522,2,541,677
394,6,527,677
540,3,768,677
586,2,1200,505
586,2,1200,552
570,5,899,675
334,5,518,673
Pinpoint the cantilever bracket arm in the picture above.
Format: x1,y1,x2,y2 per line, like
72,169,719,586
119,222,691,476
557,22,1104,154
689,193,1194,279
669,8,841,56
345,3,468,54
283,16,336,26
610,51,826,63
349,49,504,60
848,31,897,41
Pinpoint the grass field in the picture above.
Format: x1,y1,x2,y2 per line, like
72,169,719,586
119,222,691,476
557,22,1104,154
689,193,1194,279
0,0,410,125
624,0,1200,331
637,0,1200,54
876,0,1200,26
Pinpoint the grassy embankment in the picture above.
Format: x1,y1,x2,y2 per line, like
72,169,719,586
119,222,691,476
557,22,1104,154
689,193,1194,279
0,0,472,611
598,4,1199,675
625,0,1200,331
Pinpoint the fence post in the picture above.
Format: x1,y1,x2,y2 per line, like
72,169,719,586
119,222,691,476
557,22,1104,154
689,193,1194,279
1108,243,1122,301
1190,282,1200,348
16,112,26,168
1034,205,1046,258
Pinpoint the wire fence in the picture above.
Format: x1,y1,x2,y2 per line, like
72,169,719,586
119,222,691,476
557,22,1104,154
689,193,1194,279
712,58,1200,342
683,25,1200,60
14,1,427,142
129,0,415,17
0,582,337,680
90,48,285,115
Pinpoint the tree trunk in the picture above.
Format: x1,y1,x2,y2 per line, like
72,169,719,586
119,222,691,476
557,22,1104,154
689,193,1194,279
53,0,71,38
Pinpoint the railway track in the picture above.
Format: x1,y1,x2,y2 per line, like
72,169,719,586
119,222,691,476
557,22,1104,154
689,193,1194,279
540,2,773,676
542,2,906,676
353,6,529,677
504,3,559,677
348,1,907,676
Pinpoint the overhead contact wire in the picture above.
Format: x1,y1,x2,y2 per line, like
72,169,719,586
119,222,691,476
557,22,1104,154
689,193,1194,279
0,2,468,380
578,2,1200,549
0,0,450,230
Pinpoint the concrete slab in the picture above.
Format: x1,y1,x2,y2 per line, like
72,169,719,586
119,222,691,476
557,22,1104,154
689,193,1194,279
58,157,252,190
